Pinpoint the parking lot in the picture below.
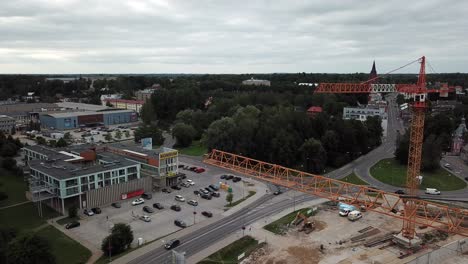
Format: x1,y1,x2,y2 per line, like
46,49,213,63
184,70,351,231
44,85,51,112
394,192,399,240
68,160,259,248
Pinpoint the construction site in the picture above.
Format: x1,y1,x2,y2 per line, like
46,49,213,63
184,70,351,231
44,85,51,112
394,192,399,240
202,56,468,264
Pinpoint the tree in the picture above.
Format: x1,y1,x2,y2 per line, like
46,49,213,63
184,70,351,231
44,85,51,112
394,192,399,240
124,130,130,138
115,130,122,140
0,192,8,201
36,136,46,145
134,125,164,146
421,134,442,171
140,102,155,124
396,94,405,105
101,223,134,256
0,228,17,264
7,233,56,264
203,117,237,152
104,133,113,142
299,138,327,174
226,193,233,206
48,140,56,147
56,138,68,147
172,123,196,147
395,131,410,165
2,157,17,170
106,101,113,107
68,206,77,218
63,132,72,141
1,143,18,157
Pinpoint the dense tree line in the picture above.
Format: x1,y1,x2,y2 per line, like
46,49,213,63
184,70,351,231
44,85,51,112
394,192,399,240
0,228,55,264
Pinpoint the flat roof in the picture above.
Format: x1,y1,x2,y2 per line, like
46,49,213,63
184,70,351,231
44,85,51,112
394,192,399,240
56,102,110,111
44,109,135,118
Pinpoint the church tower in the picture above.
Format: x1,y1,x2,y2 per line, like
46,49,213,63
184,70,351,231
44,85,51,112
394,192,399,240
369,61,377,84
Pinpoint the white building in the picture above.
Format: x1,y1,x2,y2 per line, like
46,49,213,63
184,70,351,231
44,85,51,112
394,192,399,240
0,115,15,134
242,78,271,86
100,94,122,106
343,106,387,121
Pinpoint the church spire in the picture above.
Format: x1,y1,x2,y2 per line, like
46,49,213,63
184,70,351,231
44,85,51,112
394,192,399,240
369,60,377,84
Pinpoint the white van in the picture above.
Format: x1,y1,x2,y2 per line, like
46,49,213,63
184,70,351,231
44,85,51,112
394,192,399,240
425,188,441,195
347,210,362,221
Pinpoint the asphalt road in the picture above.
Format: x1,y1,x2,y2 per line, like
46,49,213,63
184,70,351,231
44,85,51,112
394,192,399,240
128,193,317,264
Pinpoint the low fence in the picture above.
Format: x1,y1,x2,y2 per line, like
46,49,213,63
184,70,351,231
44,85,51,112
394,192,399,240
409,238,468,264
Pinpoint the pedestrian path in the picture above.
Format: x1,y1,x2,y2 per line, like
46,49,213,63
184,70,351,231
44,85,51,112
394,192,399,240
0,201,30,210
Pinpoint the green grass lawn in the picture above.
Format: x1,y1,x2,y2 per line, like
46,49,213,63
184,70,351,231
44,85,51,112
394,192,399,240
226,191,256,208
341,173,369,185
0,202,59,230
177,140,208,156
37,225,91,264
198,236,261,264
264,207,316,235
370,158,467,191
0,169,28,207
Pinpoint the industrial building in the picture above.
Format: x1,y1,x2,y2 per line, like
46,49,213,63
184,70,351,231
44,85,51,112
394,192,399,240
0,103,61,129
24,144,180,214
343,106,387,121
242,77,271,86
39,109,138,130
101,98,144,113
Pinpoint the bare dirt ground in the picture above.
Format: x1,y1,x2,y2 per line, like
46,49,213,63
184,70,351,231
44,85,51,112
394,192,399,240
245,204,464,264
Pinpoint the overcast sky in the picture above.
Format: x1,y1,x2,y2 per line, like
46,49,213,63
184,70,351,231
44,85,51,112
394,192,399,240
1,0,467,74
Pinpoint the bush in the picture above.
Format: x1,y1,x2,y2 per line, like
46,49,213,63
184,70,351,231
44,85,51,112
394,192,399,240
0,192,8,201
68,206,78,218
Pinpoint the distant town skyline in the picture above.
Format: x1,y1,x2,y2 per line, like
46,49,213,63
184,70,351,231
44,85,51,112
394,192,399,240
1,0,467,74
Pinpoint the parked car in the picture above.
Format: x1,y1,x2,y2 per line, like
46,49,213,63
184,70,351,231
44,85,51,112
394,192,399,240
201,211,213,218
226,175,234,180
161,188,172,193
444,163,451,169
194,190,200,196
232,176,242,182
425,188,441,195
395,190,405,195
178,164,184,168
140,215,151,222
143,206,154,213
205,187,214,193
183,166,190,170
170,205,181,211
201,193,212,200
65,221,80,229
91,207,102,214
220,174,227,179
189,166,197,171
153,203,164,209
195,168,205,173
171,185,182,190
83,209,94,216
174,219,187,228
132,198,145,206
208,184,218,191
164,239,180,250
111,202,121,208
187,200,198,206
273,189,282,195
179,174,187,179
211,192,220,198
175,195,185,202
141,192,152,200
181,182,190,188
199,188,209,195
186,179,195,186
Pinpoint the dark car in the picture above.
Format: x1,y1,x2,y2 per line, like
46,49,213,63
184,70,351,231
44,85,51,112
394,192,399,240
162,188,172,193
65,221,80,229
143,206,154,213
201,193,212,200
170,205,181,211
153,203,164,209
178,164,184,168
91,207,102,214
273,189,282,195
194,168,205,173
111,202,121,208
171,185,182,190
174,219,187,228
233,177,242,182
220,174,227,179
141,192,152,200
465,177,468,181
209,184,219,191
189,166,197,171
179,174,187,179
205,187,214,193
226,175,234,180
164,239,180,250
211,192,220,198
194,190,200,196
201,211,213,218
395,190,405,195
367,186,379,192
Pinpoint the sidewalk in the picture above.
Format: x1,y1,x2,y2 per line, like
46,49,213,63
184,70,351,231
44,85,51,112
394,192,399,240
47,217,103,264
0,201,30,210
186,198,328,263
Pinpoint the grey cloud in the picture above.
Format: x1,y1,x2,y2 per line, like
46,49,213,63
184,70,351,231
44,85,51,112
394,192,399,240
0,0,467,73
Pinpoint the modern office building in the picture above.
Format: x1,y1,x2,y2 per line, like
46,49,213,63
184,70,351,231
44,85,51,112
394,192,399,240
39,109,138,130
0,115,16,134
24,144,180,214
